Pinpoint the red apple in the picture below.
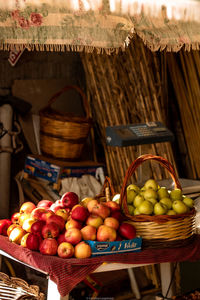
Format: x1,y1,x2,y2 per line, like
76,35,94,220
20,202,36,214
65,218,82,230
57,230,67,245
7,224,20,237
57,242,74,258
26,233,42,251
87,199,99,213
97,225,117,242
103,201,120,211
71,204,82,211
110,211,125,223
21,232,30,247
11,212,21,224
91,203,110,219
118,222,136,240
18,213,31,227
104,217,119,230
74,241,92,259
42,223,60,239
22,218,37,233
40,210,55,222
60,192,79,209
81,197,94,208
9,226,26,244
86,215,103,229
50,203,66,213
46,215,65,231
39,238,58,255
55,208,70,221
30,207,48,220
71,206,88,222
31,220,45,235
0,219,12,236
37,200,53,209
65,228,82,245
81,225,96,241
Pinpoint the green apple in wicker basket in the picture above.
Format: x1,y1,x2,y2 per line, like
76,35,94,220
126,179,194,216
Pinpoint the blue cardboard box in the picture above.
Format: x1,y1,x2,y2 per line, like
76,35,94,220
24,155,104,184
86,237,142,257
24,155,60,183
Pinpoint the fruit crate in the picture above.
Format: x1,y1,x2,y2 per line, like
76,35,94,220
120,154,196,249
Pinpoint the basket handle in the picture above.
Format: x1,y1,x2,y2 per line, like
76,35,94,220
120,154,182,221
102,176,115,200
40,85,90,119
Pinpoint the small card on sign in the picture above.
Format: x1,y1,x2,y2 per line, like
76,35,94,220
8,47,25,66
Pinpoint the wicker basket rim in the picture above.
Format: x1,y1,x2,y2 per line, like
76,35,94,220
40,109,93,124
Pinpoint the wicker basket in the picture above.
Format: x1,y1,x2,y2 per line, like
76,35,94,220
39,85,93,160
95,176,116,202
120,154,196,248
0,271,45,299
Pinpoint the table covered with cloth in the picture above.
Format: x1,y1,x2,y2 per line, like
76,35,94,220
1,235,200,297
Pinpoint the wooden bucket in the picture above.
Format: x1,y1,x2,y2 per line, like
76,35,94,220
120,154,196,248
39,85,93,160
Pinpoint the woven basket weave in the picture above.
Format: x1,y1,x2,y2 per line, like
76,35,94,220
39,85,92,160
120,154,196,248
0,272,45,299
95,176,116,202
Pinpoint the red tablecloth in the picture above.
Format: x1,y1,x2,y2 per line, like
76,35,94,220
1,235,200,297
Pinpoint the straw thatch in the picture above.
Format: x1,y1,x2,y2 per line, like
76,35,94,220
167,49,200,179
81,36,177,192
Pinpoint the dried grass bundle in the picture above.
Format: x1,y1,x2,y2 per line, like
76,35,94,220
81,36,177,192
167,49,200,179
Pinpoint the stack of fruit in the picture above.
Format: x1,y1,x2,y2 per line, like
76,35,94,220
0,192,137,259
126,179,194,216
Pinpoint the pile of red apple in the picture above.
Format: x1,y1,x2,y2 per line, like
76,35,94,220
0,192,137,259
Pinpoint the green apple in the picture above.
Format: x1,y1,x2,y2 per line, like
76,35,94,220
138,200,154,215
157,187,169,200
143,189,158,200
183,197,194,209
154,202,168,215
160,197,172,210
134,207,140,216
172,200,188,214
167,209,177,215
133,194,144,207
127,184,140,194
140,187,146,197
170,189,183,201
127,205,135,215
147,198,158,206
127,189,137,204
144,179,158,191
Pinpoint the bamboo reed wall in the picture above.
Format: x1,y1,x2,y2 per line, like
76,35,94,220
167,50,200,179
81,36,177,192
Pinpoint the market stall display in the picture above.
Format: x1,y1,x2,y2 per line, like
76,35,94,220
0,154,198,299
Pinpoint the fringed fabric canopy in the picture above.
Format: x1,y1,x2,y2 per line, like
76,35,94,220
0,0,200,53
